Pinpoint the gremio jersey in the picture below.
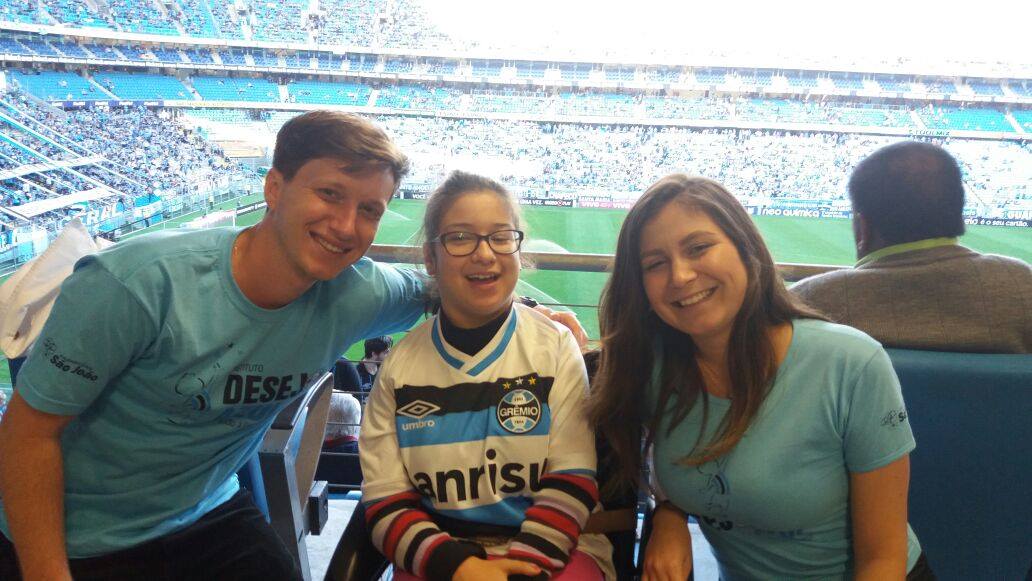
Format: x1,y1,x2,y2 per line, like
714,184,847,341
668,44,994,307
360,304,600,578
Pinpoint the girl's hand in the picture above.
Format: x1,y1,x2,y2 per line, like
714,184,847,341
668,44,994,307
453,557,542,581
643,503,694,581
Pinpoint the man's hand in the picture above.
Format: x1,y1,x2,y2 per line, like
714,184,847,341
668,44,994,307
453,557,541,581
642,503,694,581
533,305,589,350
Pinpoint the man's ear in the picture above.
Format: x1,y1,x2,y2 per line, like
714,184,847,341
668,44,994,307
853,211,872,258
423,244,436,276
264,169,284,212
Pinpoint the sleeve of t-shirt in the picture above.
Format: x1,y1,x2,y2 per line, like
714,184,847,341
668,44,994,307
842,347,916,473
15,259,158,417
355,261,426,339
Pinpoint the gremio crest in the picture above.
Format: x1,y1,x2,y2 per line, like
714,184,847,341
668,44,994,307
496,389,541,434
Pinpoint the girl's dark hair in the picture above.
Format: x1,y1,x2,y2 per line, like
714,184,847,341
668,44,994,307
586,174,825,494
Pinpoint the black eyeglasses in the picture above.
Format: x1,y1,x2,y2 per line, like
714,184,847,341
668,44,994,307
437,230,525,257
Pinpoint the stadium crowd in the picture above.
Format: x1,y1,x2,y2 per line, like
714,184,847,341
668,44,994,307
366,116,1030,206
1,91,243,238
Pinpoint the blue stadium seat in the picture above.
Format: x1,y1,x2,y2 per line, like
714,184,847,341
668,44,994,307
288,80,371,106
94,72,191,100
183,48,215,64
383,58,414,73
923,80,956,94
694,69,726,85
251,50,281,68
251,0,308,43
918,107,1013,132
18,38,58,56
968,82,1004,97
10,71,103,101
425,59,457,75
516,62,548,79
878,77,911,92
885,349,1031,581
605,67,635,82
176,0,220,38
471,59,502,77
0,36,34,56
646,68,681,83
1012,110,1032,133
192,76,280,102
375,86,458,110
830,74,863,90
787,75,819,88
316,52,344,70
50,41,89,58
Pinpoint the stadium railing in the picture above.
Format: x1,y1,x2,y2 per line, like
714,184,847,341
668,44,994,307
364,243,841,282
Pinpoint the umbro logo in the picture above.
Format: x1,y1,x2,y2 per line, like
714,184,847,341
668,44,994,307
397,400,441,420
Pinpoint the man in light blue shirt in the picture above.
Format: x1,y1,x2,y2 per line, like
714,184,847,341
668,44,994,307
0,111,424,580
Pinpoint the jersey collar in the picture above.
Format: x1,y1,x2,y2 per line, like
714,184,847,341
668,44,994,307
431,307,519,377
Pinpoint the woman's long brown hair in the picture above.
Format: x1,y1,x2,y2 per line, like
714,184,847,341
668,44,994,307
587,175,825,494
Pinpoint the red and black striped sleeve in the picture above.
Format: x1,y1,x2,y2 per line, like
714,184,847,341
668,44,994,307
365,491,487,579
505,472,599,575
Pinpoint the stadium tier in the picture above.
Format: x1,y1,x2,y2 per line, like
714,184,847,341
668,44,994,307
1013,110,1032,133
94,71,192,100
0,28,1023,108
0,89,243,236
287,79,371,106
9,70,106,100
918,107,1014,132
191,75,279,101
8,68,1027,136
374,85,460,110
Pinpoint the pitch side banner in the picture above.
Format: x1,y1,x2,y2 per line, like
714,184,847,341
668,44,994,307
520,197,574,207
965,217,1031,227
756,207,853,219
578,200,634,209
401,192,573,207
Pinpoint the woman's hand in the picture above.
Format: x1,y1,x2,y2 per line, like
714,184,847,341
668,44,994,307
643,503,694,581
453,557,541,581
533,304,590,350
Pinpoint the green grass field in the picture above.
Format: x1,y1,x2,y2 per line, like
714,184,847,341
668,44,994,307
2,201,1029,386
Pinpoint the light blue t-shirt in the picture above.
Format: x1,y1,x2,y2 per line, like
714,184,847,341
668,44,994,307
650,319,921,580
0,227,424,557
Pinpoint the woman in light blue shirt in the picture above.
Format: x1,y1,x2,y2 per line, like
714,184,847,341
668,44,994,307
588,175,933,580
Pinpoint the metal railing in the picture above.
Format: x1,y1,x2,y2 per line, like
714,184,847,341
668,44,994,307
366,243,843,282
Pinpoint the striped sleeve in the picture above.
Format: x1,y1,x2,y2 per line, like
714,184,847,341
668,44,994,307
359,344,486,579
506,473,599,574
364,492,486,579
505,328,599,575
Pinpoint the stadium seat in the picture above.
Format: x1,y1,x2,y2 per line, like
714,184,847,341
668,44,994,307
242,371,335,581
885,349,1032,581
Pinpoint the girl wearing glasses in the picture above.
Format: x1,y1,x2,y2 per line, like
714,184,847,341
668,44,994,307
360,171,614,581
